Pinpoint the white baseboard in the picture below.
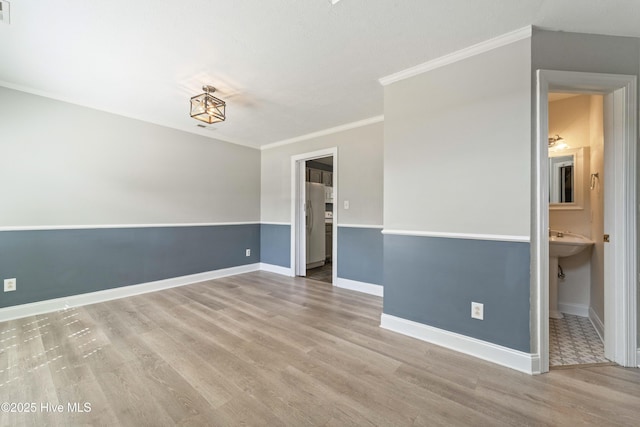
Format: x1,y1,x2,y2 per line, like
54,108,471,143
0,263,261,323
380,313,538,375
335,278,383,297
589,307,605,342
259,263,294,277
558,302,589,317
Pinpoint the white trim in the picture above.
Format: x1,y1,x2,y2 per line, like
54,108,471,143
0,222,260,232
557,303,589,317
379,26,532,86
260,222,291,226
589,307,605,343
337,224,384,229
381,229,529,242
262,116,384,150
535,70,637,372
380,314,538,374
259,263,294,277
335,278,383,297
0,264,260,323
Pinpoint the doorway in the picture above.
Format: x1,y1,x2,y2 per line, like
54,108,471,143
290,148,338,285
547,92,608,367
535,70,637,373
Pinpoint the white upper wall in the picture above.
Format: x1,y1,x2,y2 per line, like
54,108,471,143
261,122,383,225
0,87,260,227
383,38,532,236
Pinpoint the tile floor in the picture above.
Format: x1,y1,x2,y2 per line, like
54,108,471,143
550,314,609,366
306,261,332,284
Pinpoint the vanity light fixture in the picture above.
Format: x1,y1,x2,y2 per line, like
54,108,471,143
548,134,569,150
548,134,564,147
190,85,226,124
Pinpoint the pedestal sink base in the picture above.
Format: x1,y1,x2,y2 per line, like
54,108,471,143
549,256,564,319
548,232,594,320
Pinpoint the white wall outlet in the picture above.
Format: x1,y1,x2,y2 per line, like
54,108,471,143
245,249,251,257
343,200,350,210
4,278,16,292
471,302,483,320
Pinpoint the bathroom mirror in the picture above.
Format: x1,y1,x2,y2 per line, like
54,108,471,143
549,147,588,210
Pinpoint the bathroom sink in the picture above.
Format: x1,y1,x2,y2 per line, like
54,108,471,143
549,232,594,258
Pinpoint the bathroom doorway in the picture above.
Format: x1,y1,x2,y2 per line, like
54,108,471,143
291,148,338,285
547,92,608,367
534,70,637,373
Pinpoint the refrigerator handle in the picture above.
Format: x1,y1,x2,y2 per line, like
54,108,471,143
308,200,313,233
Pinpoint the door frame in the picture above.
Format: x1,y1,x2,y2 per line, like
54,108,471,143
534,70,637,373
290,147,338,284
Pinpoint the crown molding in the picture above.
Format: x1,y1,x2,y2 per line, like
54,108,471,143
379,26,533,86
261,115,384,151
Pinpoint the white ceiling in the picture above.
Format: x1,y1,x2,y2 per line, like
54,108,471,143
1,1,639,149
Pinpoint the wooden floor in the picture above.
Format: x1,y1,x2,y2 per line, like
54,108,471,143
1,271,639,426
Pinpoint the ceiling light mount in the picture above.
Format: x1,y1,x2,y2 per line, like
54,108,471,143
190,85,226,124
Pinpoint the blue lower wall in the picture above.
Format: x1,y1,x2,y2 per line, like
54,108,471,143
0,224,260,308
337,226,383,285
260,224,290,267
383,234,530,352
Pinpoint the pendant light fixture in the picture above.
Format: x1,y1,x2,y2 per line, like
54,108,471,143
190,85,226,124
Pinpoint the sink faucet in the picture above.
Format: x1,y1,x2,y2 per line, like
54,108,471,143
549,228,564,238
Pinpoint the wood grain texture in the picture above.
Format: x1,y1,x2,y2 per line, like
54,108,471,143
0,271,639,426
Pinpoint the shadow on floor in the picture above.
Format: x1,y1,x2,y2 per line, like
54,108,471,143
306,261,332,284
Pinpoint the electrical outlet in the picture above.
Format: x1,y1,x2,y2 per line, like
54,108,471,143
344,200,350,210
245,249,251,257
4,278,16,292
471,302,483,320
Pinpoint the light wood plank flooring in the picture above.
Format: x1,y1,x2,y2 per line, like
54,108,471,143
1,271,639,426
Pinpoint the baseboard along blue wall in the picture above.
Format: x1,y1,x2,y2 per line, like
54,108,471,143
337,226,383,285
0,224,260,308
260,224,290,268
383,234,531,352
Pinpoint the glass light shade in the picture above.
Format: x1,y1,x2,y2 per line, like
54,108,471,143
190,92,226,124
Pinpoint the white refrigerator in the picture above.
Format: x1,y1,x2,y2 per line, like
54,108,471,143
306,182,326,269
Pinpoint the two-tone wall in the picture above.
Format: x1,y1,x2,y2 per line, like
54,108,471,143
0,87,261,310
531,28,640,359
381,37,533,360
260,121,384,291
